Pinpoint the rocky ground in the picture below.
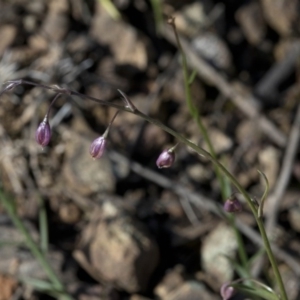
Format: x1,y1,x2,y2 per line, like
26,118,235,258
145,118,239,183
0,0,300,299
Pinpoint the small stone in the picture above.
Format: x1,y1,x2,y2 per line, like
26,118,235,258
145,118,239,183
200,128,233,155
74,199,159,293
186,164,213,182
154,266,185,299
59,202,82,224
202,223,237,285
192,33,232,71
0,25,17,56
236,2,266,45
90,3,147,70
260,0,298,36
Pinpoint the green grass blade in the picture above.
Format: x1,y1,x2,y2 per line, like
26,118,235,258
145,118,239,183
98,0,121,20
38,196,49,254
150,0,164,34
232,283,279,300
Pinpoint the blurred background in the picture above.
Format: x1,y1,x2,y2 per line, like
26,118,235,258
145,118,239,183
0,0,300,299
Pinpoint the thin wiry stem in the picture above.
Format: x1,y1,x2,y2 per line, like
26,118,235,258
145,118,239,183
1,79,287,300
168,16,249,273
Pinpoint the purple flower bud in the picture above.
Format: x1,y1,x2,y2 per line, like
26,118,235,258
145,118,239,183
156,149,175,169
89,136,106,159
224,197,242,213
220,283,235,300
35,117,51,147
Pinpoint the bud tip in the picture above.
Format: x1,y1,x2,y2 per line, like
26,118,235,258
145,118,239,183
156,149,175,169
224,197,242,213
220,283,235,300
89,136,106,159
35,117,51,147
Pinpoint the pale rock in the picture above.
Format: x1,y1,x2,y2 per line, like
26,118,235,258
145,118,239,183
199,127,233,155
173,1,211,37
192,32,232,71
74,199,159,293
260,0,298,36
236,2,266,45
201,223,237,285
154,265,185,299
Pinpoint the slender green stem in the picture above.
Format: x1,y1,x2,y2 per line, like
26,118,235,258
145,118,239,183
256,219,288,300
0,191,72,299
170,17,228,199
169,17,249,273
1,79,287,299
135,110,287,300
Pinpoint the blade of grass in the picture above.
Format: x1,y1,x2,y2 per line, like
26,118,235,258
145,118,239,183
150,0,164,34
20,277,71,300
98,0,121,20
0,189,72,299
20,277,59,292
231,283,279,300
38,196,49,254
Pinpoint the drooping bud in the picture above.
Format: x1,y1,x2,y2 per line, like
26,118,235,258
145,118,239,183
220,283,235,300
89,136,107,159
156,148,176,169
35,116,51,147
224,196,242,213
89,110,119,159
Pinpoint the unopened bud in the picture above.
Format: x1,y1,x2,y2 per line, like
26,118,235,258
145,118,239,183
89,136,106,159
224,196,242,213
220,283,235,300
156,149,175,169
35,116,51,147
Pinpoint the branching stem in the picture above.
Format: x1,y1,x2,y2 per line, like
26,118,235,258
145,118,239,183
1,79,288,300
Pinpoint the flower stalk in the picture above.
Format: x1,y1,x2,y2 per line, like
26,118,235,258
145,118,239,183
89,110,119,159
1,80,288,300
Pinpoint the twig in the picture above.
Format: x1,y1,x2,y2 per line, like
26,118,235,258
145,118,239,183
0,80,289,299
179,195,200,225
128,53,179,157
254,42,300,104
266,104,300,232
